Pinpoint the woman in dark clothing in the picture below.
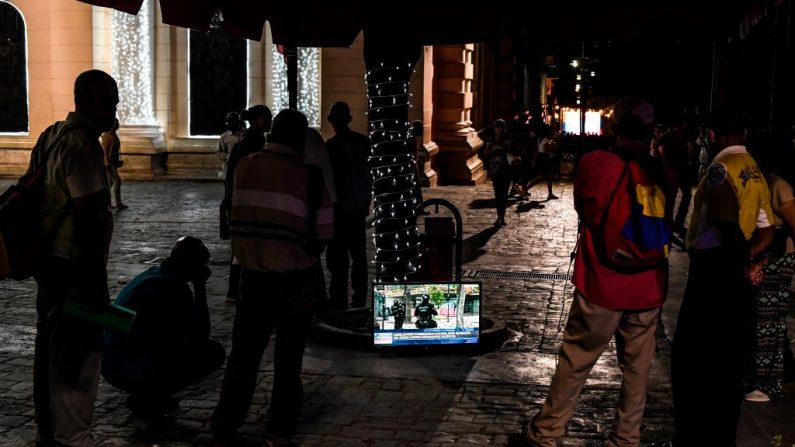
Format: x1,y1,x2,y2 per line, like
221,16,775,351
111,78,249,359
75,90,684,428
221,105,272,304
482,119,511,227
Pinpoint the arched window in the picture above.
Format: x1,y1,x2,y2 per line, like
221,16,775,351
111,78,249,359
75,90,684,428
0,1,28,133
189,12,247,136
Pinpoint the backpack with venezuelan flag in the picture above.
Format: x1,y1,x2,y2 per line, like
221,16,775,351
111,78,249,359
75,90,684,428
597,152,672,272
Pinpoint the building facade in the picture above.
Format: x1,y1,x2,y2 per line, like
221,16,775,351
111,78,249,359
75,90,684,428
0,0,501,184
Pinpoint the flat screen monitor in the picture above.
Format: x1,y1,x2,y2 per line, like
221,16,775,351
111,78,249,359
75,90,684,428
372,282,481,347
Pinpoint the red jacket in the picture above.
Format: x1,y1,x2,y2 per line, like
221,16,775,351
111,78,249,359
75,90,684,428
571,144,674,310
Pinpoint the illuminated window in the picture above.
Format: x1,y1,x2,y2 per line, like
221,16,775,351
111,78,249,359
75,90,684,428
561,109,603,135
271,46,321,127
0,1,28,133
189,12,246,136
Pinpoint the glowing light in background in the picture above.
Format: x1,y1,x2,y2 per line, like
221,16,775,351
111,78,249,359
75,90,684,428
271,46,321,127
561,108,603,135
111,0,156,125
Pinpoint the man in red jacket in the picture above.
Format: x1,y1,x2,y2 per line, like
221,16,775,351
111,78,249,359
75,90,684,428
518,98,676,447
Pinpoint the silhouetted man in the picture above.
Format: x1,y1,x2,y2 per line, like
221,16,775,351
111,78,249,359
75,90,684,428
672,107,774,445
212,110,333,446
325,102,371,309
30,69,118,447
102,237,225,425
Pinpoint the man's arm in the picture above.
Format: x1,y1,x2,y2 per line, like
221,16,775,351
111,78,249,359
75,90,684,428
72,192,111,308
65,139,112,309
191,278,211,341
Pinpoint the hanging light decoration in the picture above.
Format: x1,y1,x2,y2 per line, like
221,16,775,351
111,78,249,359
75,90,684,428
111,0,156,125
272,46,321,127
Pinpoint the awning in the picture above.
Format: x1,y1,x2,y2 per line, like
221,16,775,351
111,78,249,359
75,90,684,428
78,0,499,46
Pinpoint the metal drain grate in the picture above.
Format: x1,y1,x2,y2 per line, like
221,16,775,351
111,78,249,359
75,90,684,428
365,267,570,281
463,270,571,281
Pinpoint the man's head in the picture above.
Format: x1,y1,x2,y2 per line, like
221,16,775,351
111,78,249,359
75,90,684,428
421,294,430,304
328,102,352,132
225,112,242,132
241,105,272,133
74,70,119,133
707,106,746,149
168,236,211,283
269,109,309,155
494,119,507,138
610,97,655,142
653,124,667,140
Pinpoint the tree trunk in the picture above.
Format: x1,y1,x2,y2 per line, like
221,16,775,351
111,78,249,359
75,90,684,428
456,287,467,329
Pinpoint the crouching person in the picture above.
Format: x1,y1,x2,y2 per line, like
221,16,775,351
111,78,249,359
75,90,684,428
102,236,225,423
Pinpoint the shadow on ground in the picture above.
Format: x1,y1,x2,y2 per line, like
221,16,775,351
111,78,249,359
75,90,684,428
462,226,500,264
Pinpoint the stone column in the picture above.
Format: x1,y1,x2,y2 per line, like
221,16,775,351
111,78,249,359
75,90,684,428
111,0,165,179
409,46,438,187
432,44,484,185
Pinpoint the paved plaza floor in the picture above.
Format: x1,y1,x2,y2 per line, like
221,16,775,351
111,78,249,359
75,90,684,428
0,179,791,446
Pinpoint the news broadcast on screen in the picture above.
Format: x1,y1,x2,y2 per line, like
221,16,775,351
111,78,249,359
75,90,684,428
372,282,481,347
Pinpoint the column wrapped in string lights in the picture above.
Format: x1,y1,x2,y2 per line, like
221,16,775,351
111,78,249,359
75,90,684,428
110,0,155,125
365,58,421,284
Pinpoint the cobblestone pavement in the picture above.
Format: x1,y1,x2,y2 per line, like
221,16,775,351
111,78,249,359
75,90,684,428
0,180,790,446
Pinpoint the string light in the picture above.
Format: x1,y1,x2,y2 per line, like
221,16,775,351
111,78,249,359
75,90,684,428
271,46,321,127
367,62,421,283
111,0,156,125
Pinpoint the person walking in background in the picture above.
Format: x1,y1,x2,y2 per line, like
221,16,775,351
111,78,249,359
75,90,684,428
482,119,511,227
100,118,126,210
325,101,371,310
517,98,676,447
217,112,242,179
221,105,272,304
211,109,333,446
30,69,118,447
407,120,425,205
102,237,225,425
696,124,710,182
744,148,795,403
656,124,692,236
523,124,559,201
672,107,774,445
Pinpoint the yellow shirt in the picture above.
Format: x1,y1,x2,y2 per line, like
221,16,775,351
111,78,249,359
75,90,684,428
686,145,773,250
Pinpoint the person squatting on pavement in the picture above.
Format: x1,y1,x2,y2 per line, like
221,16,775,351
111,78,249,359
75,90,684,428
211,109,333,446
325,101,372,310
672,107,774,446
518,98,677,447
101,237,225,425
30,69,118,447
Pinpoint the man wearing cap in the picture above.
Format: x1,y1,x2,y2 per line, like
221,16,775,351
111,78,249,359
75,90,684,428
101,237,225,424
517,98,676,447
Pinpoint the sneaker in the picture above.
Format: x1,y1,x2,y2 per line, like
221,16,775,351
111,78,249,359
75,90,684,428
116,204,129,210
546,194,558,200
493,218,502,227
225,295,238,304
744,389,770,402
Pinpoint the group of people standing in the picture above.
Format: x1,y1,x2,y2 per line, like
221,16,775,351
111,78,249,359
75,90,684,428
218,101,378,313
515,97,795,446
26,69,392,447
479,116,560,226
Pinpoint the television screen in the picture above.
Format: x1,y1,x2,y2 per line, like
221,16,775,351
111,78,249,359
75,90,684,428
372,282,481,347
